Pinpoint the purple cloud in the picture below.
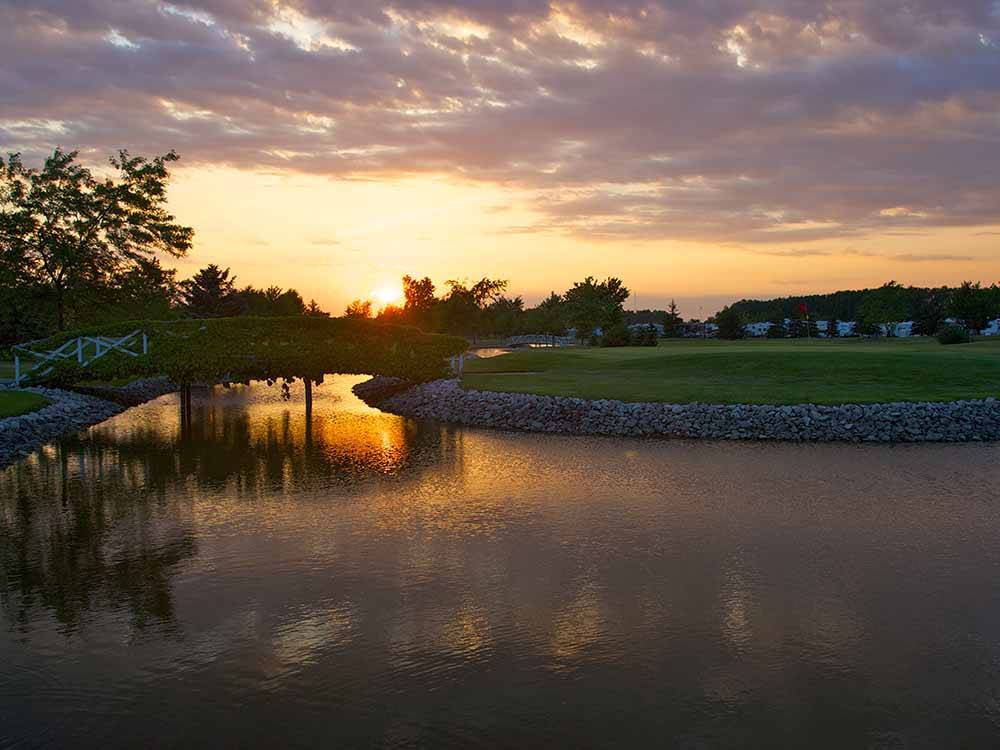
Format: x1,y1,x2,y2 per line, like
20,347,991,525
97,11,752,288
2,0,999,244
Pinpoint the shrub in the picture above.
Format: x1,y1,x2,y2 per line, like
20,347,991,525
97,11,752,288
629,325,659,347
599,322,631,347
937,324,972,345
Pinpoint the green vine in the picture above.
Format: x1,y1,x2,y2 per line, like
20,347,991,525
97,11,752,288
26,317,467,388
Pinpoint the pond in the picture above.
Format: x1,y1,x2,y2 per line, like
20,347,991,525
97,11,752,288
2,377,1000,747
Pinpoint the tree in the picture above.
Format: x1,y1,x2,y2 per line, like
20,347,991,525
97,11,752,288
484,296,524,336
376,303,405,324
827,318,840,339
524,292,566,335
305,299,329,317
949,281,996,333
345,299,373,318
715,306,745,340
435,278,508,335
0,148,193,329
108,257,178,320
911,291,948,336
563,276,630,339
859,281,908,336
402,274,436,327
766,316,787,338
179,264,241,318
662,299,683,338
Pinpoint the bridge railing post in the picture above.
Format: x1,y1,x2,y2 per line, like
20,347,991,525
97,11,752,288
76,337,83,363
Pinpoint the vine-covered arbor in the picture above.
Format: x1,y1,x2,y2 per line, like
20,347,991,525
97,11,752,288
25,317,468,403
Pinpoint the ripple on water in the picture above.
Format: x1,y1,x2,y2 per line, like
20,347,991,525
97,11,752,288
2,378,1000,747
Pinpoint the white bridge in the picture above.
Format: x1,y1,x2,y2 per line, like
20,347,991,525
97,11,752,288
10,329,149,387
469,334,576,348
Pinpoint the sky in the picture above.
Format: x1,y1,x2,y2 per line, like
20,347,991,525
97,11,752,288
2,0,1000,316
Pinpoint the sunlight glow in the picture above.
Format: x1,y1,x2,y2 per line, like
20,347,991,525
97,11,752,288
372,284,403,307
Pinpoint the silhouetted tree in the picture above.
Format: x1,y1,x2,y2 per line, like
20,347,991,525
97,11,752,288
402,274,436,328
662,299,683,338
179,264,240,317
305,299,329,317
345,299,373,318
0,148,193,329
949,281,996,333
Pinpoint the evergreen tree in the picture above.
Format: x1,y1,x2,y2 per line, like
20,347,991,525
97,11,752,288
662,299,683,337
179,264,241,317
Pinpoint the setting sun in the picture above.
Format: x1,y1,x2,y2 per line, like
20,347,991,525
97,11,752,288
371,284,403,308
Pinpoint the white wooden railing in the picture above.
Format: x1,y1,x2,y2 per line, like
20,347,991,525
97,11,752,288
10,329,148,387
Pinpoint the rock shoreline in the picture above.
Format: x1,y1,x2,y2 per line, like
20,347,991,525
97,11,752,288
0,378,178,468
356,377,1000,443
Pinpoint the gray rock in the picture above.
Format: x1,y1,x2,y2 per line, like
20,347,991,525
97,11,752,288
354,377,1000,444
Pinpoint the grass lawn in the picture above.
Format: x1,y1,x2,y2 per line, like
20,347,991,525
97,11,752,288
0,390,49,418
462,337,1000,405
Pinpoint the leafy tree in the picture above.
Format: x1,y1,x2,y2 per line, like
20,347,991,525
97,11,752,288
856,319,880,337
826,318,840,339
715,306,745,340
524,292,566,335
858,281,908,336
948,281,996,333
662,299,683,338
911,291,948,336
0,148,192,329
563,276,630,339
484,296,524,336
402,274,436,327
376,303,405,324
271,289,305,316
599,321,631,347
107,257,178,320
436,278,508,335
179,264,241,318
345,299,373,318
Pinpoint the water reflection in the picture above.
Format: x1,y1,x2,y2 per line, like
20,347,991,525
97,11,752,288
2,377,1000,747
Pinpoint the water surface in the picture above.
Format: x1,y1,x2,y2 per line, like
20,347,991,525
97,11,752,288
2,377,1000,747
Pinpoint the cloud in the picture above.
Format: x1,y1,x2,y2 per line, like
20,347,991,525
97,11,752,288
2,0,999,244
890,252,974,262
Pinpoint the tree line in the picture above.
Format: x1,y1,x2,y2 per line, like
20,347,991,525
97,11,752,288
715,281,1000,338
346,275,634,340
716,281,1000,335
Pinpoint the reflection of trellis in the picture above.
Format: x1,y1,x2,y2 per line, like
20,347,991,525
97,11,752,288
11,329,148,387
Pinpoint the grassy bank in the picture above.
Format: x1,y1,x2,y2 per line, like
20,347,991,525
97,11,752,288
462,338,1000,405
0,391,49,418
